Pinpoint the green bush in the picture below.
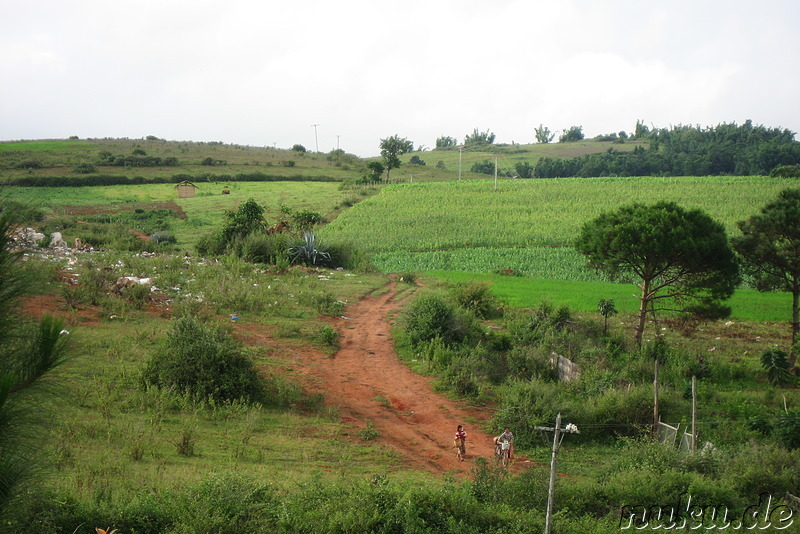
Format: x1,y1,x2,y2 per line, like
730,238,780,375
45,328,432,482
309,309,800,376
775,410,800,449
142,316,264,404
761,348,793,386
450,281,498,319
72,162,97,174
235,232,289,264
722,442,800,496
404,294,457,347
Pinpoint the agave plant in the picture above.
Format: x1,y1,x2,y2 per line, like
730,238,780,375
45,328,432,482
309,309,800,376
289,231,332,266
761,348,793,387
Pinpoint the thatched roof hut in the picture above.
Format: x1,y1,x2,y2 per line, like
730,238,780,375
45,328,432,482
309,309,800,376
174,180,198,198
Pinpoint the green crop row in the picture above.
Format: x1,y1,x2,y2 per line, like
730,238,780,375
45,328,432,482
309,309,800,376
319,176,795,256
371,246,614,282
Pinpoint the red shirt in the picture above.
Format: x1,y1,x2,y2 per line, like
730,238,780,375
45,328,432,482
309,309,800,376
454,429,466,441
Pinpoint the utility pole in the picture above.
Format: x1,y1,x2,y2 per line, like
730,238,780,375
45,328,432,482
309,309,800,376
336,135,340,151
311,124,319,153
494,156,498,191
691,375,697,453
458,145,464,181
653,357,660,436
536,414,579,534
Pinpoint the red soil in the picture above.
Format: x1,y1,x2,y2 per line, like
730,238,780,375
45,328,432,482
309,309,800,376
239,280,530,475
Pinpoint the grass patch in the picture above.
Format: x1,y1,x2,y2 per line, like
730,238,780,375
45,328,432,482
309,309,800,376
426,271,791,322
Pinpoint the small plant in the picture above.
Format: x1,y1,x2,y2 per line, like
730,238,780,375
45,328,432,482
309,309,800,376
761,348,793,386
372,395,391,409
597,298,618,335
397,272,417,284
359,420,380,440
174,428,196,457
319,325,339,348
289,231,332,266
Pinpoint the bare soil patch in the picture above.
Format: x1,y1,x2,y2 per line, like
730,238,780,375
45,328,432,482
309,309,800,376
60,200,187,219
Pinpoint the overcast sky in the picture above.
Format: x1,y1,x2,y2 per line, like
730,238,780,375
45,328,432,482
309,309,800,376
2,0,799,157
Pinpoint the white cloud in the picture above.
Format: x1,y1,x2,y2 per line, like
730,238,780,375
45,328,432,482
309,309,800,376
1,0,799,155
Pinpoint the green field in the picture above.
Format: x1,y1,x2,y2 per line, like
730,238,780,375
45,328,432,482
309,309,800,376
0,140,92,152
428,271,791,323
320,176,792,253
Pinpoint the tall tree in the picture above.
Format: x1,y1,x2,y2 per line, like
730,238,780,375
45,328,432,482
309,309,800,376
435,135,457,149
576,202,740,345
733,188,800,344
464,128,495,146
379,135,414,181
559,126,584,143
534,124,555,144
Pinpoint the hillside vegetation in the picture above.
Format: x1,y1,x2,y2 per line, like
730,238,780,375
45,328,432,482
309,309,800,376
2,134,800,533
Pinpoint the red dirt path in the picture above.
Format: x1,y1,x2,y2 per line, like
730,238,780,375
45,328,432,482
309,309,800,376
25,273,530,476
271,280,523,475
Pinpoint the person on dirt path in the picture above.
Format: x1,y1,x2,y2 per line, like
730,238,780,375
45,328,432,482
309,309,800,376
453,425,467,461
496,427,514,461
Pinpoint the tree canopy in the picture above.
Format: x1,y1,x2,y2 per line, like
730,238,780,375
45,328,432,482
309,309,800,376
535,120,800,178
559,125,584,143
576,201,740,345
379,135,414,180
733,188,800,344
435,135,458,149
534,124,554,144
464,128,495,147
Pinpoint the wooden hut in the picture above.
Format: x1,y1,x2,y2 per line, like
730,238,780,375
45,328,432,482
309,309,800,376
174,180,198,199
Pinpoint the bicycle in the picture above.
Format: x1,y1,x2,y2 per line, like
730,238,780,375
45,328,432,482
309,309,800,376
495,439,511,467
454,438,466,461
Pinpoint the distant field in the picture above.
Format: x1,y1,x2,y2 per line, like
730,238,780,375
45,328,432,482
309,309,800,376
320,176,791,257
0,140,93,152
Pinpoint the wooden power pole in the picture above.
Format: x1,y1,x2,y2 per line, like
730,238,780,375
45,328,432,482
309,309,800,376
536,413,579,534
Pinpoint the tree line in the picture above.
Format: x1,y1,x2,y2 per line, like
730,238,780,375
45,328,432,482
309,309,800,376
535,121,800,178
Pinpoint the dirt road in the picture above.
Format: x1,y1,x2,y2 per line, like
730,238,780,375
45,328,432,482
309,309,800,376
302,280,503,474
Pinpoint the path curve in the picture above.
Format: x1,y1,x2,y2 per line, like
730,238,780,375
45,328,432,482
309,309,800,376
314,280,501,474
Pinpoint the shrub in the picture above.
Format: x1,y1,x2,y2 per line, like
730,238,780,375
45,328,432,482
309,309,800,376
775,410,800,450
450,281,497,319
404,294,456,347
325,241,372,271
150,232,176,244
142,316,264,404
722,442,800,496
15,160,43,169
397,272,416,284
73,163,97,174
318,325,339,348
292,210,326,230
235,232,289,264
761,348,793,386
770,164,800,178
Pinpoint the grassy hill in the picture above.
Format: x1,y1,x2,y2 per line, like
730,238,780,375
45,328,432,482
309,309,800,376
0,137,643,185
